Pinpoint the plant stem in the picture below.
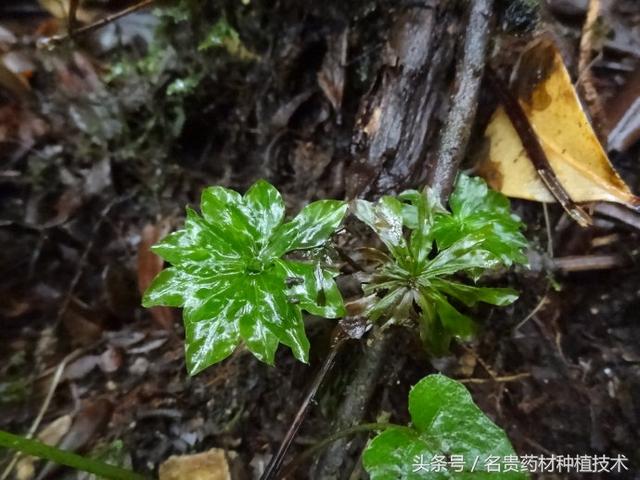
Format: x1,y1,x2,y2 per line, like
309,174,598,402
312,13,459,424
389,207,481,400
0,430,147,480
259,328,350,480
280,422,403,478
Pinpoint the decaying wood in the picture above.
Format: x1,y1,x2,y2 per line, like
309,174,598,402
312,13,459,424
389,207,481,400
346,2,458,199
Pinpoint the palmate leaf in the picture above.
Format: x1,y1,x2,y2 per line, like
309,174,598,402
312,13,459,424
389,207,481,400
363,375,528,479
353,175,527,355
432,175,528,266
142,180,347,375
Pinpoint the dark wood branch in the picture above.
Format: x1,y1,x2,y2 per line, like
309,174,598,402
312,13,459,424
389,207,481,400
260,329,349,480
427,0,493,202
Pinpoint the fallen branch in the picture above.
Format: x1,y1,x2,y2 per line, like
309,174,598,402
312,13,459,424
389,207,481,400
487,68,592,227
427,0,494,202
38,0,155,48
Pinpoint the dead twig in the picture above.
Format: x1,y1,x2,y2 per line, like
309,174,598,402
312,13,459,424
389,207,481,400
39,0,155,48
552,254,627,272
594,202,640,231
458,373,531,384
514,292,549,331
427,0,494,202
260,328,350,480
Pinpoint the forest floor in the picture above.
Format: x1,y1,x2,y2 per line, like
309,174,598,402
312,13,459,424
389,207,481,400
1,1,639,479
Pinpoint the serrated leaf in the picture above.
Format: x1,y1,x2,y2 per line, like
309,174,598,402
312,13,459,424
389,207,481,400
431,280,518,307
353,177,527,357
142,180,347,375
268,200,348,257
242,180,285,239
363,375,528,479
277,260,345,318
432,175,528,266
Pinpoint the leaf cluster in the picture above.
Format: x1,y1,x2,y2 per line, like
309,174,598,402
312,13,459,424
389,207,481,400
353,174,527,354
143,180,347,374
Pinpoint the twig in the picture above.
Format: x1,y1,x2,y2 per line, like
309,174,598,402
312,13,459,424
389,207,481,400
487,68,592,227
457,373,531,384
514,292,549,331
428,0,494,202
594,202,640,231
578,0,608,140
312,326,393,478
260,328,350,480
542,203,554,257
281,422,402,479
38,0,155,48
552,254,627,272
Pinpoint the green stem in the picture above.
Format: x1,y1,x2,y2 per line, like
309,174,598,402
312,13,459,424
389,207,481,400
280,422,407,478
0,430,148,480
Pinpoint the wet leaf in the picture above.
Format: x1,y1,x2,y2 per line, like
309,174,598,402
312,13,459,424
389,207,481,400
354,176,525,354
363,375,527,479
431,175,528,267
478,38,640,210
143,180,347,375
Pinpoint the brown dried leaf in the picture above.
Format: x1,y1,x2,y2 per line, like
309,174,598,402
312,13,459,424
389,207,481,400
138,221,174,329
478,38,640,210
318,28,348,114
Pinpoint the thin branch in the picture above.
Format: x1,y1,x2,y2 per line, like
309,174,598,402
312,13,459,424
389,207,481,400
280,423,402,479
260,328,350,480
486,68,592,227
39,0,155,48
458,373,531,384
428,0,494,202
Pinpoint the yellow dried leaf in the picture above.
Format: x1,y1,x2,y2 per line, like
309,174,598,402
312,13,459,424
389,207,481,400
478,38,640,210
38,0,95,23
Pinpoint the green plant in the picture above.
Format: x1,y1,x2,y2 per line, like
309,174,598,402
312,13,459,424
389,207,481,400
353,174,527,354
0,431,146,480
140,175,528,478
362,374,527,479
143,180,347,374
